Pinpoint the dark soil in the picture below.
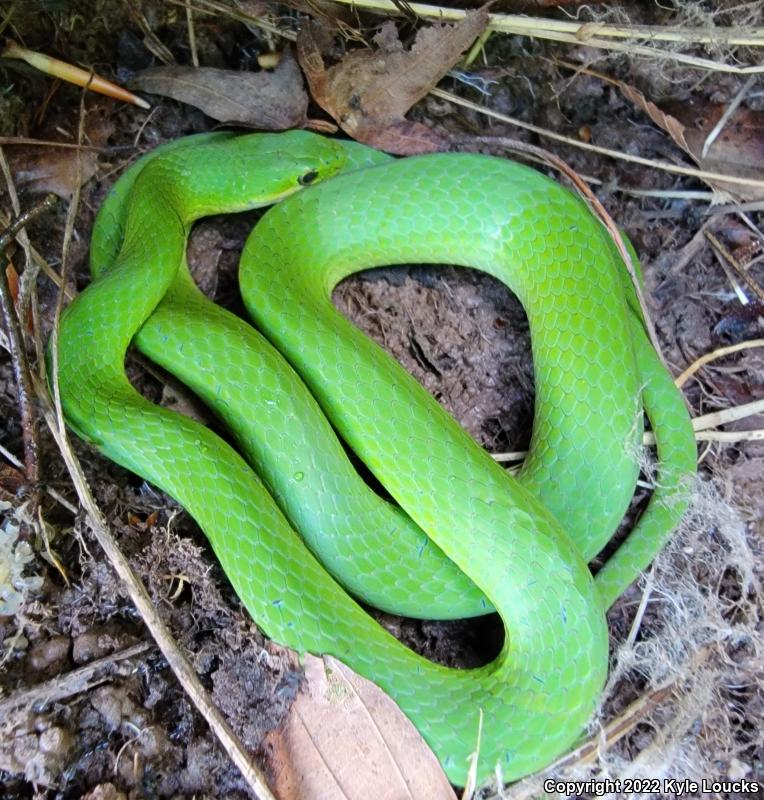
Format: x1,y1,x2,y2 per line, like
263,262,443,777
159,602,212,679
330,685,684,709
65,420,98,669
1,2,762,798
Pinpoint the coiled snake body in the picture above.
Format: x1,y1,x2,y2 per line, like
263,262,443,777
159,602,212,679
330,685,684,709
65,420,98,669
54,131,696,783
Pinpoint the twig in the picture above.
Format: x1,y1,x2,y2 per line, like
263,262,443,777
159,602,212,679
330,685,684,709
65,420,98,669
691,429,764,443
625,566,655,649
0,136,103,149
328,0,764,73
705,231,764,303
0,642,153,719
0,193,58,500
675,338,764,387
494,394,764,459
701,75,757,158
352,0,764,46
40,89,278,800
690,398,764,432
0,209,74,302
431,88,764,193
0,193,58,254
185,0,200,67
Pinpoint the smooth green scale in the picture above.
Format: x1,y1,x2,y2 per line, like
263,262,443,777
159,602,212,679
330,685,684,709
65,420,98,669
90,133,488,618
55,133,696,784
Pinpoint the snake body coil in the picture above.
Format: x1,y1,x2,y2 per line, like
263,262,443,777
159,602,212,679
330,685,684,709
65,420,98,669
54,132,696,783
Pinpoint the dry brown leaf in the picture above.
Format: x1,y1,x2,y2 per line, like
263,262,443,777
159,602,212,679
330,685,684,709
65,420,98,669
616,84,764,200
130,51,309,129
561,62,764,201
664,101,764,201
8,148,98,199
0,462,25,501
6,114,111,199
298,11,489,154
262,654,457,800
612,82,690,155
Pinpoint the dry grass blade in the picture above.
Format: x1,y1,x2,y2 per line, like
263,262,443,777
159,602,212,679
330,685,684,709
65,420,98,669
691,399,764,432
327,0,764,72
328,0,764,45
431,88,764,192
36,91,278,800
675,339,764,387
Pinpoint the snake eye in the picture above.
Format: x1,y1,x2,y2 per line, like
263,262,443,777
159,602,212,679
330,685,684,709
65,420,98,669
299,169,319,186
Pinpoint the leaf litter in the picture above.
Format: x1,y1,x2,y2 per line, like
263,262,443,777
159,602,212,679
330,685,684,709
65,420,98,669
131,49,311,129
0,0,763,798
297,10,489,153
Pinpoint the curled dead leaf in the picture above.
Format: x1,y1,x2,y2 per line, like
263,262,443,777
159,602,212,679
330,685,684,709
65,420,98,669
8,148,99,199
263,654,457,800
298,10,489,154
130,51,309,129
5,114,112,199
559,61,764,201
665,101,764,202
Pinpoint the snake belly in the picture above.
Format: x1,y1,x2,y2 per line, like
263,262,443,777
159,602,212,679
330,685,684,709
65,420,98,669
53,131,696,784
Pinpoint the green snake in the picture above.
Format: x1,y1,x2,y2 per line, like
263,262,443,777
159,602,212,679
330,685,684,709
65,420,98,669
53,131,697,784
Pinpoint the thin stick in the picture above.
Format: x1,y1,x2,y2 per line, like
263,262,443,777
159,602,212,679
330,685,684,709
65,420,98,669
329,0,764,72
494,407,764,459
710,245,748,304
625,566,655,649
643,428,764,445
0,193,58,254
690,398,764,432
691,429,764,443
0,642,152,719
41,90,278,800
0,136,103,149
0,193,57,497
335,0,764,45
705,231,764,303
701,75,757,158
0,440,23,469
675,339,764,387
185,0,200,67
431,88,764,192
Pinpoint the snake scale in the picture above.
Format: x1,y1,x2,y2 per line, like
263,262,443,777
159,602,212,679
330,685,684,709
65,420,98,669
53,131,697,784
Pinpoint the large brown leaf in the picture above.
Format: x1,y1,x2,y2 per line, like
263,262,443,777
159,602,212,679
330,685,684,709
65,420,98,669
262,654,457,800
562,63,764,201
7,112,112,199
298,11,489,154
664,100,764,201
131,51,309,129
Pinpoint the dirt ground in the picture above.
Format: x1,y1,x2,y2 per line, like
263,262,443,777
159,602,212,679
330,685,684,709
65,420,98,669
1,1,763,798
